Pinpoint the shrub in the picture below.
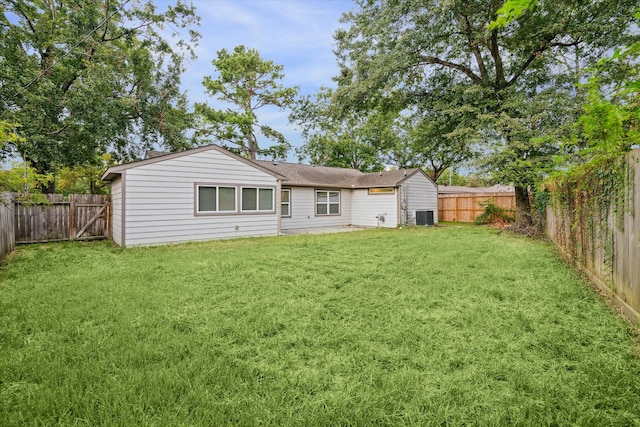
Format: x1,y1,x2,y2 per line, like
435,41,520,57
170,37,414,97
475,200,514,226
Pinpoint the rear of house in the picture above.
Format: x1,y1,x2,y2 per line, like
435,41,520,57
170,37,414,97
103,145,438,247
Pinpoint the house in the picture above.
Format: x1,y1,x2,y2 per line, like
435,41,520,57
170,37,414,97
102,144,438,247
252,161,438,231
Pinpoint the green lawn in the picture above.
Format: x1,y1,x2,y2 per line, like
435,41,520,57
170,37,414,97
1,226,639,426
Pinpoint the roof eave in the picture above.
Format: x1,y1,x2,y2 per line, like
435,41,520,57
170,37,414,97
99,144,287,182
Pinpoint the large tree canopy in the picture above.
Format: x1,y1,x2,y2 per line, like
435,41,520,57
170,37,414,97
0,0,200,188
333,0,637,223
195,45,298,161
291,87,398,172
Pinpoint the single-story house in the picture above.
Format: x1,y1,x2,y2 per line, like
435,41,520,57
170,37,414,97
101,144,438,247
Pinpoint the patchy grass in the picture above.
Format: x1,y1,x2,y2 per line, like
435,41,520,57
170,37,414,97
1,227,639,426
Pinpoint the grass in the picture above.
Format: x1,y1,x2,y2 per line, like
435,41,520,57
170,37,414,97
1,226,639,426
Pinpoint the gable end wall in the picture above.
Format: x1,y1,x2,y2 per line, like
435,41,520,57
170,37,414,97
122,149,278,247
402,173,438,225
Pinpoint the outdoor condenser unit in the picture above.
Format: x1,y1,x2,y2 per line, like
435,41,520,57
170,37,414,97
415,210,434,226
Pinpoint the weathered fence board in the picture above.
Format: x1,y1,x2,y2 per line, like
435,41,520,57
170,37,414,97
546,149,640,324
0,193,15,261
14,194,110,244
438,192,516,222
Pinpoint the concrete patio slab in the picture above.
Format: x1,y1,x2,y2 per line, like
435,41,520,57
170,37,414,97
280,225,373,236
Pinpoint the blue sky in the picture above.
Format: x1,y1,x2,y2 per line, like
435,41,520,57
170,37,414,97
181,0,354,159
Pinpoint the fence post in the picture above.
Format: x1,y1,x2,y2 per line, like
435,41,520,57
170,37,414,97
69,194,76,240
0,192,16,261
107,202,112,240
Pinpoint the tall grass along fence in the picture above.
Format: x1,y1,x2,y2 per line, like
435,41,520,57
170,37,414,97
0,192,15,261
438,192,516,222
546,149,640,324
0,194,110,261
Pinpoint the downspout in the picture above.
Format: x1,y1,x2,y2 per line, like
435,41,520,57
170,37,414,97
402,180,409,225
276,179,282,236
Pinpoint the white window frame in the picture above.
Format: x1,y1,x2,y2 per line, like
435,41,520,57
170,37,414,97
241,186,275,212
195,184,237,214
315,190,340,216
281,188,291,218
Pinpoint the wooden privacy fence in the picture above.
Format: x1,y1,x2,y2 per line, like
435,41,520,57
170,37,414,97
546,149,640,324
438,192,516,222
14,194,110,244
0,193,15,261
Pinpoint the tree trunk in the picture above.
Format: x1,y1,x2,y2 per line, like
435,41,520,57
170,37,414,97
514,185,532,226
29,159,57,194
247,132,258,160
44,180,56,194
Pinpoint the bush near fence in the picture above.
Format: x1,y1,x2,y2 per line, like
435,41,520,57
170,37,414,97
546,149,640,324
438,192,516,223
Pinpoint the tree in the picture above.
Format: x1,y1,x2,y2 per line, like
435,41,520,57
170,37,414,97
333,0,637,225
0,0,200,191
56,154,114,195
403,78,480,181
195,45,298,160
0,121,22,151
0,161,52,194
435,169,469,186
291,87,397,171
489,0,538,29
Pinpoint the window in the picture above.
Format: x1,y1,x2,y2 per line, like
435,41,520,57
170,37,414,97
197,185,236,213
241,187,274,212
368,187,395,194
316,190,340,215
281,189,291,217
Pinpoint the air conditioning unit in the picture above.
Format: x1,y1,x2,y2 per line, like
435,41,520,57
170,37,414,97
415,210,434,226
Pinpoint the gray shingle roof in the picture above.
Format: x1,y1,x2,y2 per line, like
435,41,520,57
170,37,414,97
253,160,421,188
145,150,170,159
103,145,427,188
352,168,421,188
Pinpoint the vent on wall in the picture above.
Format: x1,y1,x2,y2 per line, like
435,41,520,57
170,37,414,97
416,210,434,226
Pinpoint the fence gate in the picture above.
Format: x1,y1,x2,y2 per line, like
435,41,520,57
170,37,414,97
14,194,110,244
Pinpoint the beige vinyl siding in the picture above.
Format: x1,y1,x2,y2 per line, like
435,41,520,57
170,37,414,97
111,177,123,245
351,188,398,227
122,148,278,247
281,187,352,230
403,173,438,225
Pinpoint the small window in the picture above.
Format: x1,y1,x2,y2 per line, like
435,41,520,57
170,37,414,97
368,187,395,194
219,187,236,211
197,185,236,213
198,186,216,212
241,187,274,212
316,190,340,216
281,189,291,217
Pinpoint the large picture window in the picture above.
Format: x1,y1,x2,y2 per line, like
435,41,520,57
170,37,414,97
241,187,274,212
197,185,236,213
281,189,291,217
316,190,340,215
